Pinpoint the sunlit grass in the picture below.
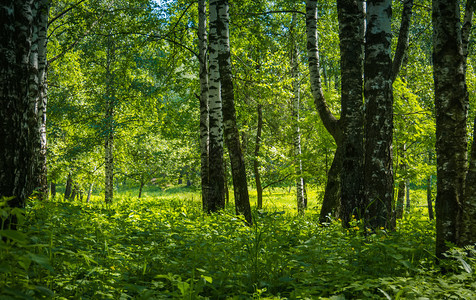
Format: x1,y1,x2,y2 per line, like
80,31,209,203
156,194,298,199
2,186,472,299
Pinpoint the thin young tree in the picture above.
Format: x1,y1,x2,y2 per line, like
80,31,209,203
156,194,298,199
198,0,210,211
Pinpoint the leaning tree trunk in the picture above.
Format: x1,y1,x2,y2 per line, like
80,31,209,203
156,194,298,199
198,0,210,211
337,0,365,226
254,104,264,209
432,0,467,258
216,0,252,224
207,0,226,212
306,0,342,222
363,0,394,230
104,35,115,205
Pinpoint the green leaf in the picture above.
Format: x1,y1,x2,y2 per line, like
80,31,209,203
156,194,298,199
0,230,27,244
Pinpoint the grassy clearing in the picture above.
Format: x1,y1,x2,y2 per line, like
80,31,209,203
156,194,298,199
1,187,475,299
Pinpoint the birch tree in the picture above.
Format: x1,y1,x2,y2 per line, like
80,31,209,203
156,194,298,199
216,0,252,224
432,0,476,256
290,13,307,215
0,0,48,223
207,0,226,212
337,0,365,225
198,0,210,211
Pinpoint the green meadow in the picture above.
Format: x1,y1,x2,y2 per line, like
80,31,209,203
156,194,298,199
1,186,475,299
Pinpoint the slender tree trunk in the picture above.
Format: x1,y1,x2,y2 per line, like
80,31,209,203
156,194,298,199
306,0,342,222
433,0,467,258
64,173,73,200
104,35,115,205
34,0,49,201
427,176,434,220
207,0,226,212
216,0,252,224
86,183,94,203
363,0,394,230
51,182,57,199
290,14,307,215
396,180,405,219
198,0,210,211
337,0,365,226
405,179,410,211
138,177,145,199
254,104,263,209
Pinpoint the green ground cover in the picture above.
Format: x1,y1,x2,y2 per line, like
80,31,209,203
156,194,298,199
1,187,475,299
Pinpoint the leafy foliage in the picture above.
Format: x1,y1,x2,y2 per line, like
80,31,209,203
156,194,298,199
1,191,475,299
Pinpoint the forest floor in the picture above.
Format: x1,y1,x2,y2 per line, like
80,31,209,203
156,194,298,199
1,186,475,299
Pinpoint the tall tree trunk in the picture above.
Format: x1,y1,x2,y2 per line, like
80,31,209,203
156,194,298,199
254,104,263,209
216,0,252,224
306,0,342,222
104,35,115,205
337,0,365,226
207,0,226,212
138,176,145,199
198,0,210,211
432,0,467,258
460,0,476,248
0,1,45,218
363,0,394,230
290,13,307,215
34,0,49,201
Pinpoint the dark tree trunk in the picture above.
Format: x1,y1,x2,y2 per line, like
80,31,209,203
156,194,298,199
254,104,263,209
396,180,405,219
337,0,365,226
64,173,73,200
432,0,467,258
216,0,252,224
0,1,45,219
138,178,145,199
104,35,115,205
50,182,57,199
363,0,394,230
319,147,342,223
427,176,434,220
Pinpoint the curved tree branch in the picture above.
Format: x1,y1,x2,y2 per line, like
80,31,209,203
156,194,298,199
392,0,414,82
305,0,341,142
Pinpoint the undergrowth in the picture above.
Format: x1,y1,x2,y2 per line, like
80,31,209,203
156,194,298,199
0,192,475,299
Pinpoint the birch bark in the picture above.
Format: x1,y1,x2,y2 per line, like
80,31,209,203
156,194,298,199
363,0,394,229
216,0,252,224
432,0,467,258
198,0,210,211
0,1,44,215
207,0,226,212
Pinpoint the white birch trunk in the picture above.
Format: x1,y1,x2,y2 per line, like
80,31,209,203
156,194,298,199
198,0,210,211
207,0,226,212
216,0,252,224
